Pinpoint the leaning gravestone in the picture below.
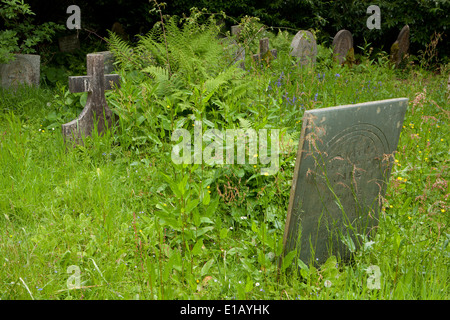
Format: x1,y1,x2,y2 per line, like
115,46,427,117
332,30,353,65
290,30,317,66
62,54,120,143
390,25,410,67
282,98,408,266
0,54,40,88
58,34,80,52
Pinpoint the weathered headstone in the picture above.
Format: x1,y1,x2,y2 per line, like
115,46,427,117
0,54,40,88
332,30,353,65
58,34,80,52
231,25,242,37
282,98,408,266
62,54,120,143
252,38,277,63
290,30,317,66
219,25,245,69
390,25,410,67
111,22,129,41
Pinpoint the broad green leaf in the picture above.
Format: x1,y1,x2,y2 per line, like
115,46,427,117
201,258,215,276
192,239,203,256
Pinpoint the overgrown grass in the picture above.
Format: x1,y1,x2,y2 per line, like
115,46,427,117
0,19,448,300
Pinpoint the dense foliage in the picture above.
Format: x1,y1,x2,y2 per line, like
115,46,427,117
0,0,63,63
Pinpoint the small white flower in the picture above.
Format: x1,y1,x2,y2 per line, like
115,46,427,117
324,280,332,288
255,282,260,287
229,227,233,230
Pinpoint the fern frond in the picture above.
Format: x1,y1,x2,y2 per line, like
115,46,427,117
107,31,133,69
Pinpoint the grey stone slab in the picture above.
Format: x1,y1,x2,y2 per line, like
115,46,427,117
332,30,353,65
391,25,410,66
290,30,317,66
231,25,242,37
59,34,80,52
62,54,120,144
282,98,408,266
0,54,40,88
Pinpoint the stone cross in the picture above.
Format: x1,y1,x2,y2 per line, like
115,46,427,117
252,38,277,63
332,30,353,65
290,30,317,67
62,53,120,143
281,98,408,266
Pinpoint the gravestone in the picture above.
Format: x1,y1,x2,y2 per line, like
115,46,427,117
0,54,40,88
111,22,129,41
62,54,121,143
252,38,277,63
231,25,242,37
390,25,410,67
58,34,80,52
290,30,317,66
282,98,408,266
332,30,353,65
219,25,245,69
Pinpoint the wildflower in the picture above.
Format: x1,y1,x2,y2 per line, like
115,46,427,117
255,282,260,287
207,185,210,189
314,93,318,102
324,280,332,288
397,177,403,181
441,139,444,142
335,73,340,78
441,209,446,213
408,216,411,220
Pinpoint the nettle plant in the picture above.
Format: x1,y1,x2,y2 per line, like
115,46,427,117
0,0,63,64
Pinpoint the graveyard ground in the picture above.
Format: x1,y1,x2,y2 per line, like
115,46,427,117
0,23,449,300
